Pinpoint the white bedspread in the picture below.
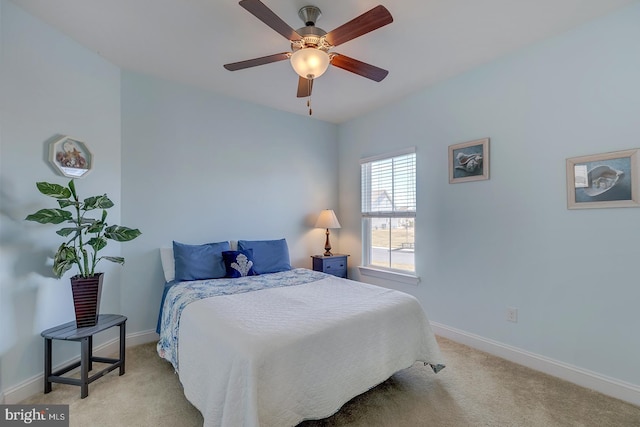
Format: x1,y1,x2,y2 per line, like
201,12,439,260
175,274,444,427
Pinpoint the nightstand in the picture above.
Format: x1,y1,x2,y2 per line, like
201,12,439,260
311,254,349,278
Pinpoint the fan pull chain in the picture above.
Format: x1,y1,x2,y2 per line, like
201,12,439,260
307,78,313,115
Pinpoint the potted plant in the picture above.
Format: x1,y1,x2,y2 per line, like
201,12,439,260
25,180,141,327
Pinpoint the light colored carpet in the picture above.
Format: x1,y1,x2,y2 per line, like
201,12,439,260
21,336,640,426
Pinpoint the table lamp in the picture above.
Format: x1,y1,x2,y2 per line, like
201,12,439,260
315,209,341,256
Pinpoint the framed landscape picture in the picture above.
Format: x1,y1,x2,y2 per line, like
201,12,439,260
449,138,490,183
566,148,639,209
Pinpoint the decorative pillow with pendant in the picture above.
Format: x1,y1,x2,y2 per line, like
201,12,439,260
222,249,258,278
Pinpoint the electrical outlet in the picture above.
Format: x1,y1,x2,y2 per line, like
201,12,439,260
506,307,518,323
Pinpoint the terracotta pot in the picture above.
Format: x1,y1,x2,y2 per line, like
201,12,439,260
70,273,103,328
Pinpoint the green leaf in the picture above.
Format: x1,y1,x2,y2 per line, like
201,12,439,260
56,227,80,237
25,209,73,224
102,256,125,265
83,195,114,210
57,199,77,208
68,179,77,199
53,244,77,278
104,225,141,242
53,260,74,278
36,182,71,199
54,243,77,261
86,221,104,234
88,237,108,252
96,195,114,209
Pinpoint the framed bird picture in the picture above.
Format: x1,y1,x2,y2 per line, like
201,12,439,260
449,138,490,184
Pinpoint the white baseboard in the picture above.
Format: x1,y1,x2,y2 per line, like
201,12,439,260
2,329,158,404
125,329,158,348
431,321,640,407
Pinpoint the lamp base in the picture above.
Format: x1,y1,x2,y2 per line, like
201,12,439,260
323,228,332,256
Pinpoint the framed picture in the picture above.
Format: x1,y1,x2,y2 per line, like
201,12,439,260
49,136,93,178
566,148,639,209
449,138,490,183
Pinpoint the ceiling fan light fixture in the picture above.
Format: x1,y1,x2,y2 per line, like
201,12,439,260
290,48,330,80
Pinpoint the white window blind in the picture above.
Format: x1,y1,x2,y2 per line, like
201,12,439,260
361,149,416,218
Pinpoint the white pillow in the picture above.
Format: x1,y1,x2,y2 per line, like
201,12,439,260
160,247,175,282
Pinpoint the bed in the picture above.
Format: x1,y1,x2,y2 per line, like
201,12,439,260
157,239,445,427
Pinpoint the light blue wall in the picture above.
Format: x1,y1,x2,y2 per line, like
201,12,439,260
119,71,339,333
338,3,640,388
0,0,122,392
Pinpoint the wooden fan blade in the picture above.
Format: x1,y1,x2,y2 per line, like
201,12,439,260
239,0,302,41
296,77,313,98
224,52,290,71
331,54,388,82
324,5,393,47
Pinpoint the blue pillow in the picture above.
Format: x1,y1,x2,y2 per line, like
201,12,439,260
222,249,258,278
237,238,291,274
173,240,230,281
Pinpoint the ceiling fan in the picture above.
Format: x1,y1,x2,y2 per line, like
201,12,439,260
224,0,393,109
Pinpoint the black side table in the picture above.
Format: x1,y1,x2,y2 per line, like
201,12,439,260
41,314,127,398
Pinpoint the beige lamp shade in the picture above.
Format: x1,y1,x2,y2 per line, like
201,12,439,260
315,209,341,229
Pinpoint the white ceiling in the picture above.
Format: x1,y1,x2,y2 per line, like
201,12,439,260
10,0,636,123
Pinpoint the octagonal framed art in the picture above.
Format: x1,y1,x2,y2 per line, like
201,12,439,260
49,135,93,178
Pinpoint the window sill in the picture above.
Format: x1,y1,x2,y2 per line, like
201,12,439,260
358,266,420,286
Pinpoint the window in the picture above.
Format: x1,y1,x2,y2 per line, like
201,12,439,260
361,147,416,273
